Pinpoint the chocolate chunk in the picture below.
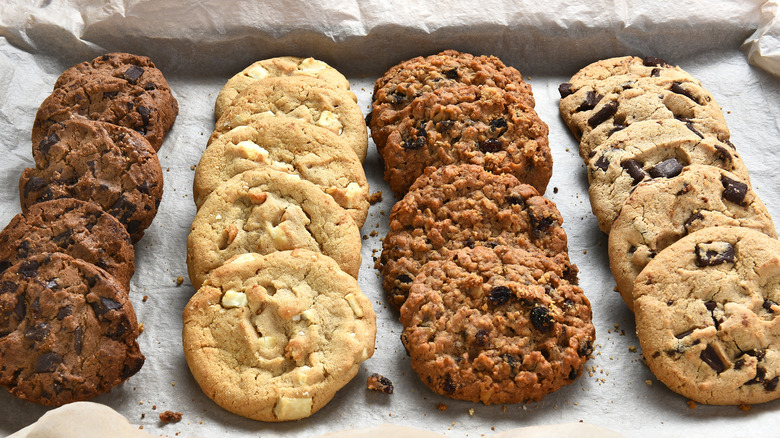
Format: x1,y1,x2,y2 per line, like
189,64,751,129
648,158,683,179
587,101,618,127
56,305,72,320
530,306,554,333
683,212,704,231
479,138,504,153
650,68,661,77
675,329,694,339
620,159,646,185
443,68,459,80
670,82,703,105
763,300,777,312
90,296,123,319
678,118,704,139
558,82,574,98
695,242,735,267
488,286,512,306
747,367,767,386
34,352,62,373
24,322,50,343
38,131,60,156
721,175,748,206
576,91,601,112
122,66,144,84
396,274,412,284
594,155,609,171
642,56,668,67
17,260,39,279
73,326,83,355
713,145,733,166
700,344,725,373
23,176,48,198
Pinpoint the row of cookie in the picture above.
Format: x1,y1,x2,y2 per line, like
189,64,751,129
182,57,376,422
370,51,595,404
559,57,780,406
0,52,180,407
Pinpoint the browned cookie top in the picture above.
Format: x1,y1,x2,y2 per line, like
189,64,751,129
33,71,177,151
379,164,572,308
400,245,594,404
0,198,135,292
371,50,534,151
0,253,144,406
377,84,551,195
21,119,164,242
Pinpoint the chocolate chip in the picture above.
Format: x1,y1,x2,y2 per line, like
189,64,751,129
700,344,725,373
122,356,145,379
642,56,668,67
23,176,48,198
651,68,661,77
721,175,748,206
683,212,704,231
479,138,503,153
74,326,83,355
695,242,735,267
24,322,50,343
594,155,610,171
17,260,39,279
576,91,601,112
123,65,145,84
16,241,30,259
765,376,779,391
763,300,777,312
38,131,60,156
144,83,157,91
34,352,62,373
474,329,489,347
620,159,646,185
713,144,733,166
747,367,767,386
678,118,704,139
488,286,512,306
675,329,694,339
558,82,574,98
56,305,72,320
648,158,683,179
670,82,703,105
734,358,745,370
587,101,618,128
396,274,412,284
90,296,123,319
0,260,10,275
530,306,554,333
52,229,73,247
137,105,151,126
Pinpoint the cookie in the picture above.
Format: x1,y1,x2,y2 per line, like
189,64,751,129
378,84,551,195
193,117,369,227
212,76,368,162
33,72,177,151
187,168,361,290
559,56,729,160
400,245,594,404
20,119,164,242
0,198,135,292
370,50,534,151
0,252,144,406
182,249,375,421
609,165,776,311
214,56,353,120
52,52,178,139
634,227,780,405
379,164,574,308
587,119,749,233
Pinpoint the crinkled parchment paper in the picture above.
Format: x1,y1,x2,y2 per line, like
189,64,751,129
2,1,780,437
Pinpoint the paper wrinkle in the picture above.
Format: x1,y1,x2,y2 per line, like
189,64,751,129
744,0,780,77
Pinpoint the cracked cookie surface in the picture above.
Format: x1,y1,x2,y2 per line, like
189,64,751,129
187,168,361,290
400,245,594,404
194,117,369,227
634,226,780,405
20,119,164,242
182,249,375,421
0,252,144,406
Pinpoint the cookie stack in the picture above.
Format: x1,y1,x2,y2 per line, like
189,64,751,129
0,52,179,406
559,56,780,405
182,57,376,422
371,51,595,405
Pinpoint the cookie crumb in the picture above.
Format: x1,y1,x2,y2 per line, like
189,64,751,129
628,345,637,353
437,402,448,411
176,276,184,286
159,411,182,424
369,191,383,205
687,400,697,409
739,404,751,411
370,230,378,237
553,187,559,194
142,295,149,302
367,373,394,394
468,408,475,416
190,165,197,171
645,379,653,386
138,322,144,334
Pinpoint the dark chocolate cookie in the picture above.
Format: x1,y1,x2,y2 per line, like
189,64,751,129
377,84,551,195
400,245,594,404
379,164,573,308
0,198,135,292
0,252,144,406
33,71,177,151
370,50,535,152
20,119,164,242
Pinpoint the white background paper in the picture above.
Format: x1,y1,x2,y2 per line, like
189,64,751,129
2,1,780,437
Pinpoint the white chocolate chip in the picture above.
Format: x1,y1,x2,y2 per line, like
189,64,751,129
297,366,311,384
256,110,276,118
221,290,248,308
301,309,316,321
234,140,270,162
316,110,343,135
343,182,363,208
230,253,257,265
259,336,277,349
245,64,269,80
298,58,327,75
268,224,289,247
274,396,313,420
345,293,364,317
214,214,222,220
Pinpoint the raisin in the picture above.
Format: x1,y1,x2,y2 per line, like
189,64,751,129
530,306,554,333
488,286,512,305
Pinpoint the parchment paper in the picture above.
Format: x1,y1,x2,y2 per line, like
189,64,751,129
2,1,780,437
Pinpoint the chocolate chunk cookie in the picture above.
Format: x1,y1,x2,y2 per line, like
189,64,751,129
370,50,534,151
378,84,551,195
33,72,177,151
634,227,780,405
215,56,353,119
53,52,178,142
0,252,144,406
587,119,749,233
20,119,164,242
193,117,369,227
0,198,135,292
400,245,594,404
379,164,573,308
609,165,776,311
183,249,375,421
